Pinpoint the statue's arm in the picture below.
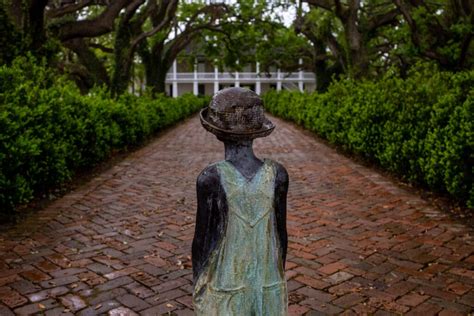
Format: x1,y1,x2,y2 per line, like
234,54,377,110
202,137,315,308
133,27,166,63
192,165,228,283
274,162,289,268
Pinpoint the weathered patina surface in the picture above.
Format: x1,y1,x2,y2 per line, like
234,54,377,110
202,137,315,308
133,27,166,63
192,88,289,315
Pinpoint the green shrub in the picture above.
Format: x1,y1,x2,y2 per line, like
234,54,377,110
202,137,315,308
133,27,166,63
0,57,208,214
264,64,473,208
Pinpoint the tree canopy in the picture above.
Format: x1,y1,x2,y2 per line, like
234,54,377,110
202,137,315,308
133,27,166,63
1,0,472,94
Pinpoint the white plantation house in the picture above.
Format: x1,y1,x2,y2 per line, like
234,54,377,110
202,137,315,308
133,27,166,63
164,58,317,97
159,1,313,97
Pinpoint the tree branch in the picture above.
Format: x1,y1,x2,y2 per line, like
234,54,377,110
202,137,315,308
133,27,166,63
29,0,49,49
64,38,110,86
134,0,158,27
46,0,94,19
57,0,130,41
334,0,346,19
151,0,177,26
184,3,229,27
152,2,228,67
129,0,179,54
89,42,113,53
122,0,146,22
367,8,400,31
304,0,334,11
393,0,419,43
326,32,347,71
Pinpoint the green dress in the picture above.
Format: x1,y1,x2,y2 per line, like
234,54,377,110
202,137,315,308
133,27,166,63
193,159,288,315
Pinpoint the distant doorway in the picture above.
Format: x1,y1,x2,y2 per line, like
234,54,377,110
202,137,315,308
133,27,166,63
198,84,205,96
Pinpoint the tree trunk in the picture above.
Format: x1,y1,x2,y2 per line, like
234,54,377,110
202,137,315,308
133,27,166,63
111,53,133,96
312,42,331,92
154,72,168,95
64,39,110,90
141,43,169,95
349,42,369,78
343,0,369,78
63,62,96,94
6,0,22,28
313,57,343,92
4,0,48,55
145,61,168,95
110,2,149,97
28,0,48,51
111,24,134,97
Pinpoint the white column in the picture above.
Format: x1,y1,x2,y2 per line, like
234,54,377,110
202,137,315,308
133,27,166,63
277,68,282,91
235,71,240,87
298,58,304,92
172,60,178,97
255,62,261,95
214,64,219,93
235,60,240,87
193,60,198,96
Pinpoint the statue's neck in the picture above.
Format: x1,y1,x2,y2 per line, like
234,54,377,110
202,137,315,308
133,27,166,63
224,140,256,161
224,140,262,178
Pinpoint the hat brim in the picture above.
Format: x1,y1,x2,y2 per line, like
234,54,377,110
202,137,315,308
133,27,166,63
200,107,275,141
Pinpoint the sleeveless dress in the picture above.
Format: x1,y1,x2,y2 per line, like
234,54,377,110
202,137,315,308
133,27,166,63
193,159,288,316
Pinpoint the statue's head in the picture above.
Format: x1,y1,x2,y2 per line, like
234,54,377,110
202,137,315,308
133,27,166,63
200,87,274,142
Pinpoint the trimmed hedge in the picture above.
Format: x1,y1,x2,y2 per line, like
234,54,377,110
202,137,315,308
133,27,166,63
0,57,208,214
264,65,473,208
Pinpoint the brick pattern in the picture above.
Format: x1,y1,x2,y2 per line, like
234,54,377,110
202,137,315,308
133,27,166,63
0,115,473,315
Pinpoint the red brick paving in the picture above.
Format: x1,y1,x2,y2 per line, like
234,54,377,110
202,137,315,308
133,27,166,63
0,115,473,315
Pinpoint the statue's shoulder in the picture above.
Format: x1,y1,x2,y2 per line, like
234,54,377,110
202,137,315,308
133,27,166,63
265,159,289,183
196,161,224,189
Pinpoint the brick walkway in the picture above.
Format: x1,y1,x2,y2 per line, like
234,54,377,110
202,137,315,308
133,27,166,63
0,115,473,316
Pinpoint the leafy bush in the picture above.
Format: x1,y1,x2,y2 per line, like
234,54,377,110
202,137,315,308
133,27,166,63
264,64,473,208
0,57,208,214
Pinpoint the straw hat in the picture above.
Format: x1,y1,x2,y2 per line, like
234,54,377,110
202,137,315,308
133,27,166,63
200,87,274,141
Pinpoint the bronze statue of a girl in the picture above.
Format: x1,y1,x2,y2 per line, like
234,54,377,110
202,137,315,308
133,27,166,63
192,87,289,315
